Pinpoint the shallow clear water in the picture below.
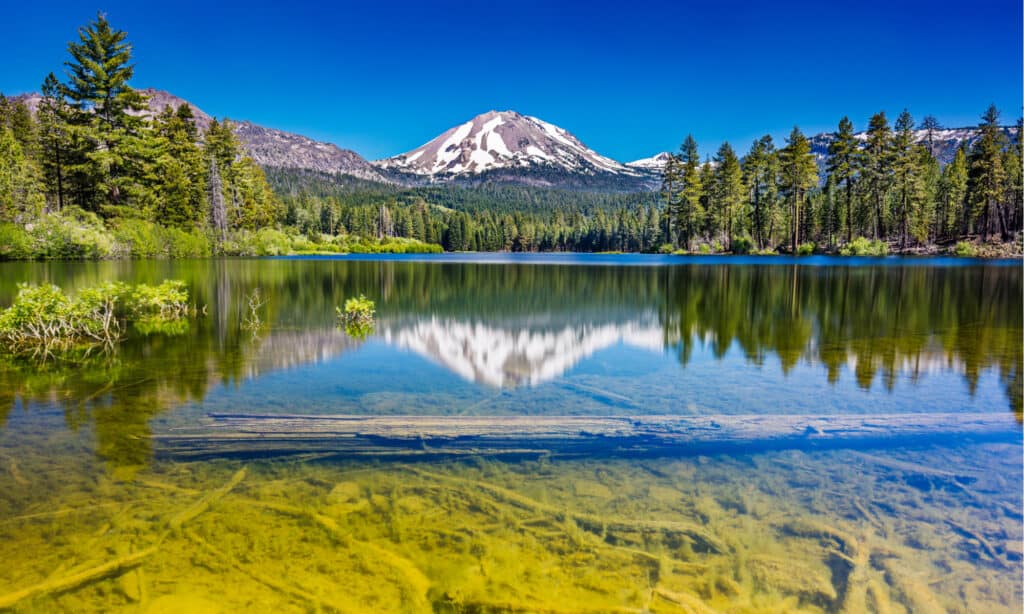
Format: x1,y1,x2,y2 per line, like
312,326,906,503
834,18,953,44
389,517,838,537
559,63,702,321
0,255,1020,613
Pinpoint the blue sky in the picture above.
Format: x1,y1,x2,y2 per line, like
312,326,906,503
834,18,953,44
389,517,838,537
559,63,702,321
3,0,1021,161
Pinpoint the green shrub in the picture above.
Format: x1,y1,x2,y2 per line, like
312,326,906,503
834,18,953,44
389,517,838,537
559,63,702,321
839,237,889,256
697,244,711,255
28,208,113,259
657,243,675,254
337,294,375,339
162,227,211,258
112,219,163,258
0,280,192,354
0,223,32,259
953,241,979,257
731,236,754,255
796,242,816,256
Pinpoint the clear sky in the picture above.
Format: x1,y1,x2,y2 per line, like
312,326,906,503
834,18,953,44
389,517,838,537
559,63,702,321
3,0,1021,162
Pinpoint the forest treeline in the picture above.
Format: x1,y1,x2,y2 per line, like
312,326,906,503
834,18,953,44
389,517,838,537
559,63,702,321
660,114,1022,255
1,14,1020,258
268,106,1022,255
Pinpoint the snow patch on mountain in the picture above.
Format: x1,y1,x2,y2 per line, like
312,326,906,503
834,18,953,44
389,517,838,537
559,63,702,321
627,152,674,171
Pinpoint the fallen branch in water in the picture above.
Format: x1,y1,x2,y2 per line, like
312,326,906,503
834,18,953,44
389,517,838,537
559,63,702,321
0,546,158,609
168,467,247,529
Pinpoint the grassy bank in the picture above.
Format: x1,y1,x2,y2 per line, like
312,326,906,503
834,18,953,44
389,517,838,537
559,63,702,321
0,208,443,261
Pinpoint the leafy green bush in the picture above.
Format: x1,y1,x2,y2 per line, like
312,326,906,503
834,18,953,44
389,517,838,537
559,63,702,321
112,219,163,258
731,236,754,255
839,237,889,256
162,227,211,258
796,242,816,256
657,243,675,254
0,280,192,354
953,241,979,257
0,223,32,260
337,294,375,339
27,208,113,259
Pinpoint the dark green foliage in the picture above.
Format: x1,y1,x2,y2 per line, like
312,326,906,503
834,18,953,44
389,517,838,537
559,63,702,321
778,127,818,252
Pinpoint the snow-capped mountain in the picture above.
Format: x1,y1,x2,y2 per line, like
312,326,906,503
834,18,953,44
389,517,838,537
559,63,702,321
626,152,674,172
375,110,660,191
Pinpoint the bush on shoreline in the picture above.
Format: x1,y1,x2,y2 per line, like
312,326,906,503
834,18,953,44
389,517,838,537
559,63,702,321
0,213,443,261
839,237,889,256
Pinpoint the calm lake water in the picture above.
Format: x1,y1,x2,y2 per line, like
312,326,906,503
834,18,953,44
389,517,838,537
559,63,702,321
0,255,1020,613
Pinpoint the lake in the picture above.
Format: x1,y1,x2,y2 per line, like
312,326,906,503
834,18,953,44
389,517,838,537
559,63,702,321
0,254,1020,612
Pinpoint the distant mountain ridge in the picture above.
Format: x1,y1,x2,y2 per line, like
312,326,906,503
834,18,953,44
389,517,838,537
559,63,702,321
6,89,1017,191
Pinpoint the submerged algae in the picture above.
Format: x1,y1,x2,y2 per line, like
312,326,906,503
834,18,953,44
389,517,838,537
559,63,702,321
0,438,1019,613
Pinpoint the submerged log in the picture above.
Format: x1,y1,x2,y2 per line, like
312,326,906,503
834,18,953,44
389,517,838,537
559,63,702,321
150,412,1018,460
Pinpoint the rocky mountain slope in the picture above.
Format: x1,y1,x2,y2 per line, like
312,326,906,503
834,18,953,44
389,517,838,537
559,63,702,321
374,110,659,191
9,89,386,182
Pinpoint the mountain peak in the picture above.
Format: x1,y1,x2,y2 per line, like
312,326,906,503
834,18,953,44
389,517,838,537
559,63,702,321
375,110,657,191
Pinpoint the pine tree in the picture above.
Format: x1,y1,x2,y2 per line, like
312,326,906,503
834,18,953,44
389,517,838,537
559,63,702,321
153,104,206,227
60,13,150,212
861,112,894,239
778,127,818,252
37,73,70,212
919,115,942,156
742,135,779,250
967,104,1009,240
892,110,922,247
698,158,714,245
938,146,969,239
826,117,858,244
659,152,682,246
1004,117,1023,234
675,136,703,249
710,142,744,249
0,126,46,221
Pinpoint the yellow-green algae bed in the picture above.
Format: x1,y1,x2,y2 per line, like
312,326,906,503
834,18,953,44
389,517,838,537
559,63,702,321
0,438,1019,613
